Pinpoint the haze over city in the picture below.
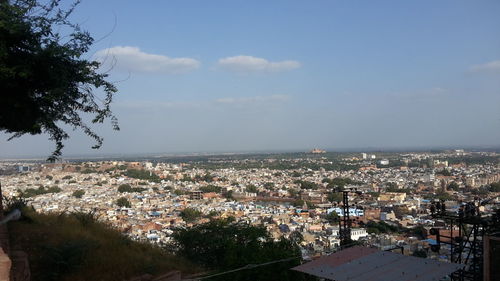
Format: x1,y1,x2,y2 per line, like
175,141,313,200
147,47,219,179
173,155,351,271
3,1,500,280
2,0,500,158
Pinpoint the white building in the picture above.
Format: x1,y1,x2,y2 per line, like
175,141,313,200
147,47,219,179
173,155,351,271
379,159,389,165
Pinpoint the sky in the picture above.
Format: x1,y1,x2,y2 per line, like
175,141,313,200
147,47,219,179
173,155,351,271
2,0,500,158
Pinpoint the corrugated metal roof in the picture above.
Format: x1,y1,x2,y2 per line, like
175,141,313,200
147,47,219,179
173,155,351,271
292,246,464,281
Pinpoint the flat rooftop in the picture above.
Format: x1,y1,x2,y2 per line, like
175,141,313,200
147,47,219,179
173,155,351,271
292,246,464,281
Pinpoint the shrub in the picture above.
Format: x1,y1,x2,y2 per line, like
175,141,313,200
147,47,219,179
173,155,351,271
72,190,85,199
116,197,131,208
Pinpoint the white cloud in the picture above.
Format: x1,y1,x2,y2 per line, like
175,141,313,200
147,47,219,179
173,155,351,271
215,94,290,104
95,46,200,74
115,100,201,110
469,60,500,73
217,55,300,73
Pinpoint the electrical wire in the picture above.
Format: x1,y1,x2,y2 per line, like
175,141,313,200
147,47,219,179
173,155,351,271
184,256,302,280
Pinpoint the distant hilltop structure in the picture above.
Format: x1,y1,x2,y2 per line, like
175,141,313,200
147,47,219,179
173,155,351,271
310,148,326,154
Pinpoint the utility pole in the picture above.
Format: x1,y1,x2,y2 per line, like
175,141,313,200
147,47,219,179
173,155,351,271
338,191,352,246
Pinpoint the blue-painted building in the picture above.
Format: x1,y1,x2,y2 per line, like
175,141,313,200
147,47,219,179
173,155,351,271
327,207,364,217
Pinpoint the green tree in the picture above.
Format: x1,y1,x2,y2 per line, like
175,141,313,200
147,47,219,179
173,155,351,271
263,182,275,190
327,192,342,203
325,211,339,224
435,169,451,176
173,189,185,196
489,181,500,192
412,249,427,258
117,184,133,193
19,185,62,198
124,169,160,182
246,184,258,193
288,188,299,198
171,219,306,281
199,185,222,193
407,225,427,240
180,208,202,223
72,190,85,199
0,0,118,160
116,197,131,208
117,184,145,193
295,180,319,190
324,177,356,190
447,181,459,191
223,190,234,200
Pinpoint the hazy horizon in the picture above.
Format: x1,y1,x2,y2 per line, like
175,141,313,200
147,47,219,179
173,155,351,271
2,144,500,161
1,0,499,158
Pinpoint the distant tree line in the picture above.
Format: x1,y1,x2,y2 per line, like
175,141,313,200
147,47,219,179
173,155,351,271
19,186,62,198
124,169,160,182
199,185,222,193
117,184,146,193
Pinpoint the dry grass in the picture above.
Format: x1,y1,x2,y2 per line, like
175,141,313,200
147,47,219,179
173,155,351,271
9,209,199,281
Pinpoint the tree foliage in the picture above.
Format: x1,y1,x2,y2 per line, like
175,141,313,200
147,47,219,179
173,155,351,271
435,169,451,176
325,211,339,223
294,180,318,190
179,207,202,223
246,184,258,193
447,181,459,191
323,177,358,190
124,169,160,182
412,249,427,258
199,184,221,193
116,197,131,208
72,189,85,198
19,185,61,197
327,192,342,203
117,184,145,193
489,181,500,192
0,0,118,160
365,221,401,234
170,218,307,281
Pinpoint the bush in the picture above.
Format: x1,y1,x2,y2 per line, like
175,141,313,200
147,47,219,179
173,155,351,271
125,169,160,182
116,197,131,208
295,180,319,190
180,208,202,223
19,186,61,198
117,184,145,193
489,181,500,192
170,219,304,280
245,184,258,193
412,249,427,258
366,221,402,234
72,190,85,199
199,185,221,193
172,189,185,196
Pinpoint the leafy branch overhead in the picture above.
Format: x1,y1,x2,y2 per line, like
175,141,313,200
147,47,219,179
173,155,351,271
0,0,118,161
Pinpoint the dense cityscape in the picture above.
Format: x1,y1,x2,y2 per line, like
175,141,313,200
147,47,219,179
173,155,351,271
2,149,499,261
2,0,500,280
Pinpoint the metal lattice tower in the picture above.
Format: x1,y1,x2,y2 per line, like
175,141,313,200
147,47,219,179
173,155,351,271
430,199,500,281
339,191,352,245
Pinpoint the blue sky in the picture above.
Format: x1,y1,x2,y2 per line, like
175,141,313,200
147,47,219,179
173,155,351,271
2,0,500,157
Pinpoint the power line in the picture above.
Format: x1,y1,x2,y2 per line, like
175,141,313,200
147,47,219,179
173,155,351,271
184,256,301,280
